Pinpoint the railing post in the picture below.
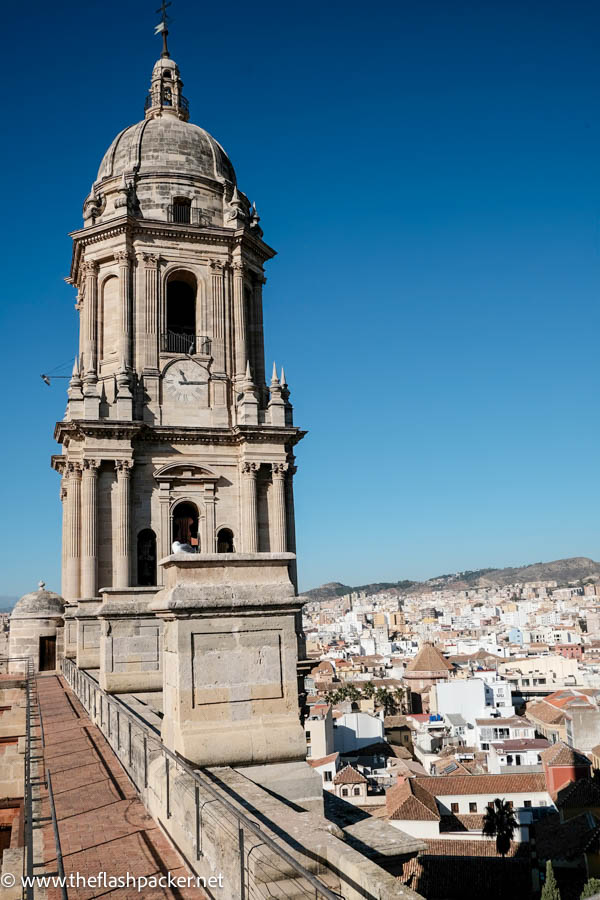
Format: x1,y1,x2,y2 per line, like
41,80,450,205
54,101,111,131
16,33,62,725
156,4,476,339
166,757,170,818
128,720,132,768
143,734,148,789
238,819,245,900
195,784,201,859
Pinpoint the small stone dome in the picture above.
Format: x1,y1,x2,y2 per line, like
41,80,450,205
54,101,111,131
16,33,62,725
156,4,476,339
11,581,64,619
96,116,236,186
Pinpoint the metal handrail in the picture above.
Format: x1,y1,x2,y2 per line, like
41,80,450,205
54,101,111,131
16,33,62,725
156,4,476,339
0,657,68,900
62,658,342,900
46,770,68,900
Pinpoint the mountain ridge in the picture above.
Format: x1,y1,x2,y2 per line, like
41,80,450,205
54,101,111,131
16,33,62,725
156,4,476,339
300,557,600,603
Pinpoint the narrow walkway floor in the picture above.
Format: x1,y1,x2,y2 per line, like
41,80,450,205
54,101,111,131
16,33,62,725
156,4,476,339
36,673,205,899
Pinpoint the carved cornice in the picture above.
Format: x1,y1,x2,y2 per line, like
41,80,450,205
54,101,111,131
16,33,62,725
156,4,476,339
53,420,306,449
69,217,276,284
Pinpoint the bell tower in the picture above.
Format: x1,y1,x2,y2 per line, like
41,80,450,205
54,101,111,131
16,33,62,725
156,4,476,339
52,34,303,600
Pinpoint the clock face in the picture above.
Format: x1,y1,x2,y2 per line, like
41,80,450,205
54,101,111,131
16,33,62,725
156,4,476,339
163,360,208,403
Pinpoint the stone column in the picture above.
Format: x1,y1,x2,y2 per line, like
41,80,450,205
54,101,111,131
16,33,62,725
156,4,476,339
241,462,258,552
271,463,288,553
65,462,82,600
204,483,217,552
82,260,100,417
115,460,132,588
81,459,99,598
286,463,298,594
116,250,132,369
210,260,225,372
232,262,247,382
82,260,99,376
60,471,69,600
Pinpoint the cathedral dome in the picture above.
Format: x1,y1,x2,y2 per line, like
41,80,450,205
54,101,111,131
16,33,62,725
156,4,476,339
96,116,236,186
11,582,64,620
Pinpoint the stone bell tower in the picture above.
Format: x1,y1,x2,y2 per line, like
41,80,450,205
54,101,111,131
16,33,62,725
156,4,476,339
52,40,303,600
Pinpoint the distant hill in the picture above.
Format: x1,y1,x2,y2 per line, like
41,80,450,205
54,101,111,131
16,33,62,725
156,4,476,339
301,557,600,603
0,597,17,612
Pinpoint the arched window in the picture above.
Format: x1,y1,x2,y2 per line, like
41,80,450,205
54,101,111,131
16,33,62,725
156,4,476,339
173,197,191,224
137,529,157,586
217,528,234,553
353,787,361,796
173,501,199,549
164,272,196,353
341,788,349,797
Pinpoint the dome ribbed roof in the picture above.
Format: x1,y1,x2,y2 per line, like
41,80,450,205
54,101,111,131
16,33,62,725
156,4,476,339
96,116,236,185
11,583,64,619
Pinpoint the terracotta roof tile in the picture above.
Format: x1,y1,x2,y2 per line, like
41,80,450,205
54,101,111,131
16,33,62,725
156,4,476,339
541,741,591,768
555,777,600,809
526,701,566,725
536,811,600,861
386,779,440,821
414,772,548,796
333,764,367,786
307,751,338,768
405,643,453,673
400,841,530,900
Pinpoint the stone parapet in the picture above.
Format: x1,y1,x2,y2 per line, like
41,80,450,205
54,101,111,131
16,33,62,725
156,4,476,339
150,552,306,768
98,586,162,693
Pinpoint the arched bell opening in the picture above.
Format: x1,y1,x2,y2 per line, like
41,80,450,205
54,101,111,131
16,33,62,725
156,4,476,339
217,528,234,553
172,501,199,550
137,529,157,586
164,270,196,353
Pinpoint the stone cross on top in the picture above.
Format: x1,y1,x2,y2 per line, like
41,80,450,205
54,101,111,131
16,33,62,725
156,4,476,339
154,0,172,58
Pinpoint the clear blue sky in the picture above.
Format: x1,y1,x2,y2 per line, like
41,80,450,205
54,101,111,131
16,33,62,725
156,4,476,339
1,0,599,598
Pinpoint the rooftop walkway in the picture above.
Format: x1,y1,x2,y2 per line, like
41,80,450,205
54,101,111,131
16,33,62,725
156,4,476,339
36,672,205,899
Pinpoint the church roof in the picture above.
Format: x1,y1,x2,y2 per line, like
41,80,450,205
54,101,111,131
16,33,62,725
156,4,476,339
334,764,368,785
405,643,453,674
11,582,64,619
96,116,236,186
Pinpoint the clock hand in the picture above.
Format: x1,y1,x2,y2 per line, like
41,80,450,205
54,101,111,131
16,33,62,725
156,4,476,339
178,369,188,383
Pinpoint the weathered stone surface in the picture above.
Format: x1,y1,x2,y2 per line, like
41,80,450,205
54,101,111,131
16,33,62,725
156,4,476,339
152,554,306,768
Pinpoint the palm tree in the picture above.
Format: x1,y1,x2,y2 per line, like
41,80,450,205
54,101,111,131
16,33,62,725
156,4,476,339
482,798,518,858
362,681,376,699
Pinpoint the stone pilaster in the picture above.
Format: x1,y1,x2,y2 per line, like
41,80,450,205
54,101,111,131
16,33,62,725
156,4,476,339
141,253,159,371
82,260,100,417
204,482,217,552
116,250,132,369
210,260,226,372
286,463,298,593
241,462,258,552
253,274,266,391
232,262,247,382
81,459,99,598
115,460,132,588
65,462,82,601
271,463,288,553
